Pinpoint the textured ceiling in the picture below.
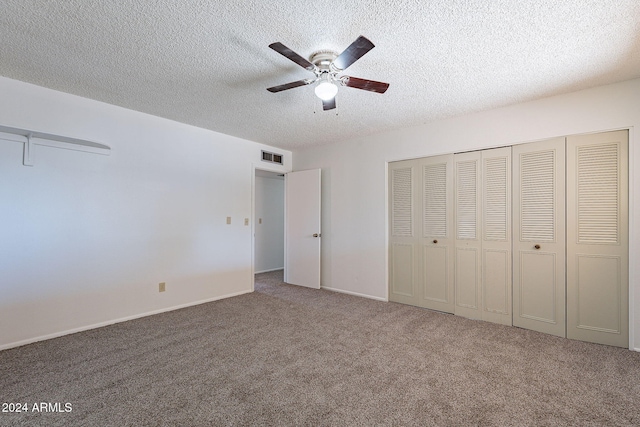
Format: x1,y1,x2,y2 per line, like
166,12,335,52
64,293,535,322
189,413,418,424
1,1,639,150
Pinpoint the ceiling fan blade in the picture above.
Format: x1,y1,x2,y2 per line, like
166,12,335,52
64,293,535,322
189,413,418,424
269,42,316,71
332,36,375,71
267,79,313,93
342,76,389,94
322,98,336,111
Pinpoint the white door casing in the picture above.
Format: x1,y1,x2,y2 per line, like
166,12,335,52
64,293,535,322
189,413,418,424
285,169,321,289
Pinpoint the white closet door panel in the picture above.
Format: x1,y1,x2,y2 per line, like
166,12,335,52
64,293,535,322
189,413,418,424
575,255,621,331
391,243,415,298
423,245,449,303
567,130,628,347
518,251,559,323
420,154,455,313
513,138,566,337
481,147,512,325
455,248,479,309
483,249,510,320
454,152,482,319
388,160,419,305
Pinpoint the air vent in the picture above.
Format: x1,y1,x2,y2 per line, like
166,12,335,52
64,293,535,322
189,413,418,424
262,150,283,165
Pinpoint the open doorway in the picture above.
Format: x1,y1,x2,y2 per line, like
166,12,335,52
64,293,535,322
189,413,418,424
254,169,285,278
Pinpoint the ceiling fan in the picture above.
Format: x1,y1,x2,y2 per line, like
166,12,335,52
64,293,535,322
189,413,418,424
267,36,389,111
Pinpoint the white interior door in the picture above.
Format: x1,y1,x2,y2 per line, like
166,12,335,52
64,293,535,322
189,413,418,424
566,130,629,347
419,154,455,313
388,154,454,313
285,169,321,289
389,159,419,305
453,148,512,325
512,137,566,337
454,151,482,319
481,147,512,326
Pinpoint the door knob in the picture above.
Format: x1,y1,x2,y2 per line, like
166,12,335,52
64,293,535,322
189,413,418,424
433,239,438,244
534,244,541,250
313,233,321,238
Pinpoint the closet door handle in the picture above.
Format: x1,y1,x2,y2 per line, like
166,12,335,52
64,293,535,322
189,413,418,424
534,244,541,250
433,239,438,244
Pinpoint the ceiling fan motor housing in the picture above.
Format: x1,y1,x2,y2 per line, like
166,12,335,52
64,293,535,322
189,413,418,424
309,50,338,71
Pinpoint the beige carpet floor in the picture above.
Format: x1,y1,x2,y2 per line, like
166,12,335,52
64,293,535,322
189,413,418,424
1,270,640,426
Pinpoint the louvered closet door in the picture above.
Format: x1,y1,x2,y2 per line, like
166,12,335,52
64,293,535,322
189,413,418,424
389,159,420,306
453,148,512,325
454,152,482,319
419,154,455,313
566,130,629,347
512,138,566,337
481,147,512,325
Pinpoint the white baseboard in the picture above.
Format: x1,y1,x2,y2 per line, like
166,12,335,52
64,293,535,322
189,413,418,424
0,289,252,351
321,286,388,302
254,267,284,274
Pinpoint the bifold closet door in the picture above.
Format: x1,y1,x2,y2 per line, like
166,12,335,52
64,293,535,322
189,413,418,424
389,155,455,313
420,155,455,313
512,138,566,337
454,148,512,325
454,151,482,319
566,130,629,347
389,160,420,305
389,159,420,306
481,147,512,325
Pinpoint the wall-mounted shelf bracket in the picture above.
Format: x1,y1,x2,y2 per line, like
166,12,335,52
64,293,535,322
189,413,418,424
23,133,34,167
0,124,111,167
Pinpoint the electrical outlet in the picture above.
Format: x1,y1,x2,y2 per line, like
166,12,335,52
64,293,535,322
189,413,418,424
159,282,166,292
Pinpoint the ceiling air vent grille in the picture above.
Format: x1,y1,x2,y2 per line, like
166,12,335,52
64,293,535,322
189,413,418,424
262,150,283,165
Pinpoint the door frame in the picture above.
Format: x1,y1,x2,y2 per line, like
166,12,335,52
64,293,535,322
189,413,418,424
251,163,291,292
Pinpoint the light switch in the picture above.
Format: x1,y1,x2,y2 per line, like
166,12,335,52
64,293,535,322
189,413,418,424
226,216,231,224
244,218,249,226
259,218,262,224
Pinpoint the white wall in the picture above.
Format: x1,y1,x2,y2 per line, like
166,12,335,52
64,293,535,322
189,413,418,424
293,78,640,350
254,174,284,273
0,77,291,349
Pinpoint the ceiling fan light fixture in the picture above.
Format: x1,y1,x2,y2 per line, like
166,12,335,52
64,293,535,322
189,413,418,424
314,74,338,101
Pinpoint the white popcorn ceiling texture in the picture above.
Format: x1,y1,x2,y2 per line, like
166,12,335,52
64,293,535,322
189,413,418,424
0,1,639,150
